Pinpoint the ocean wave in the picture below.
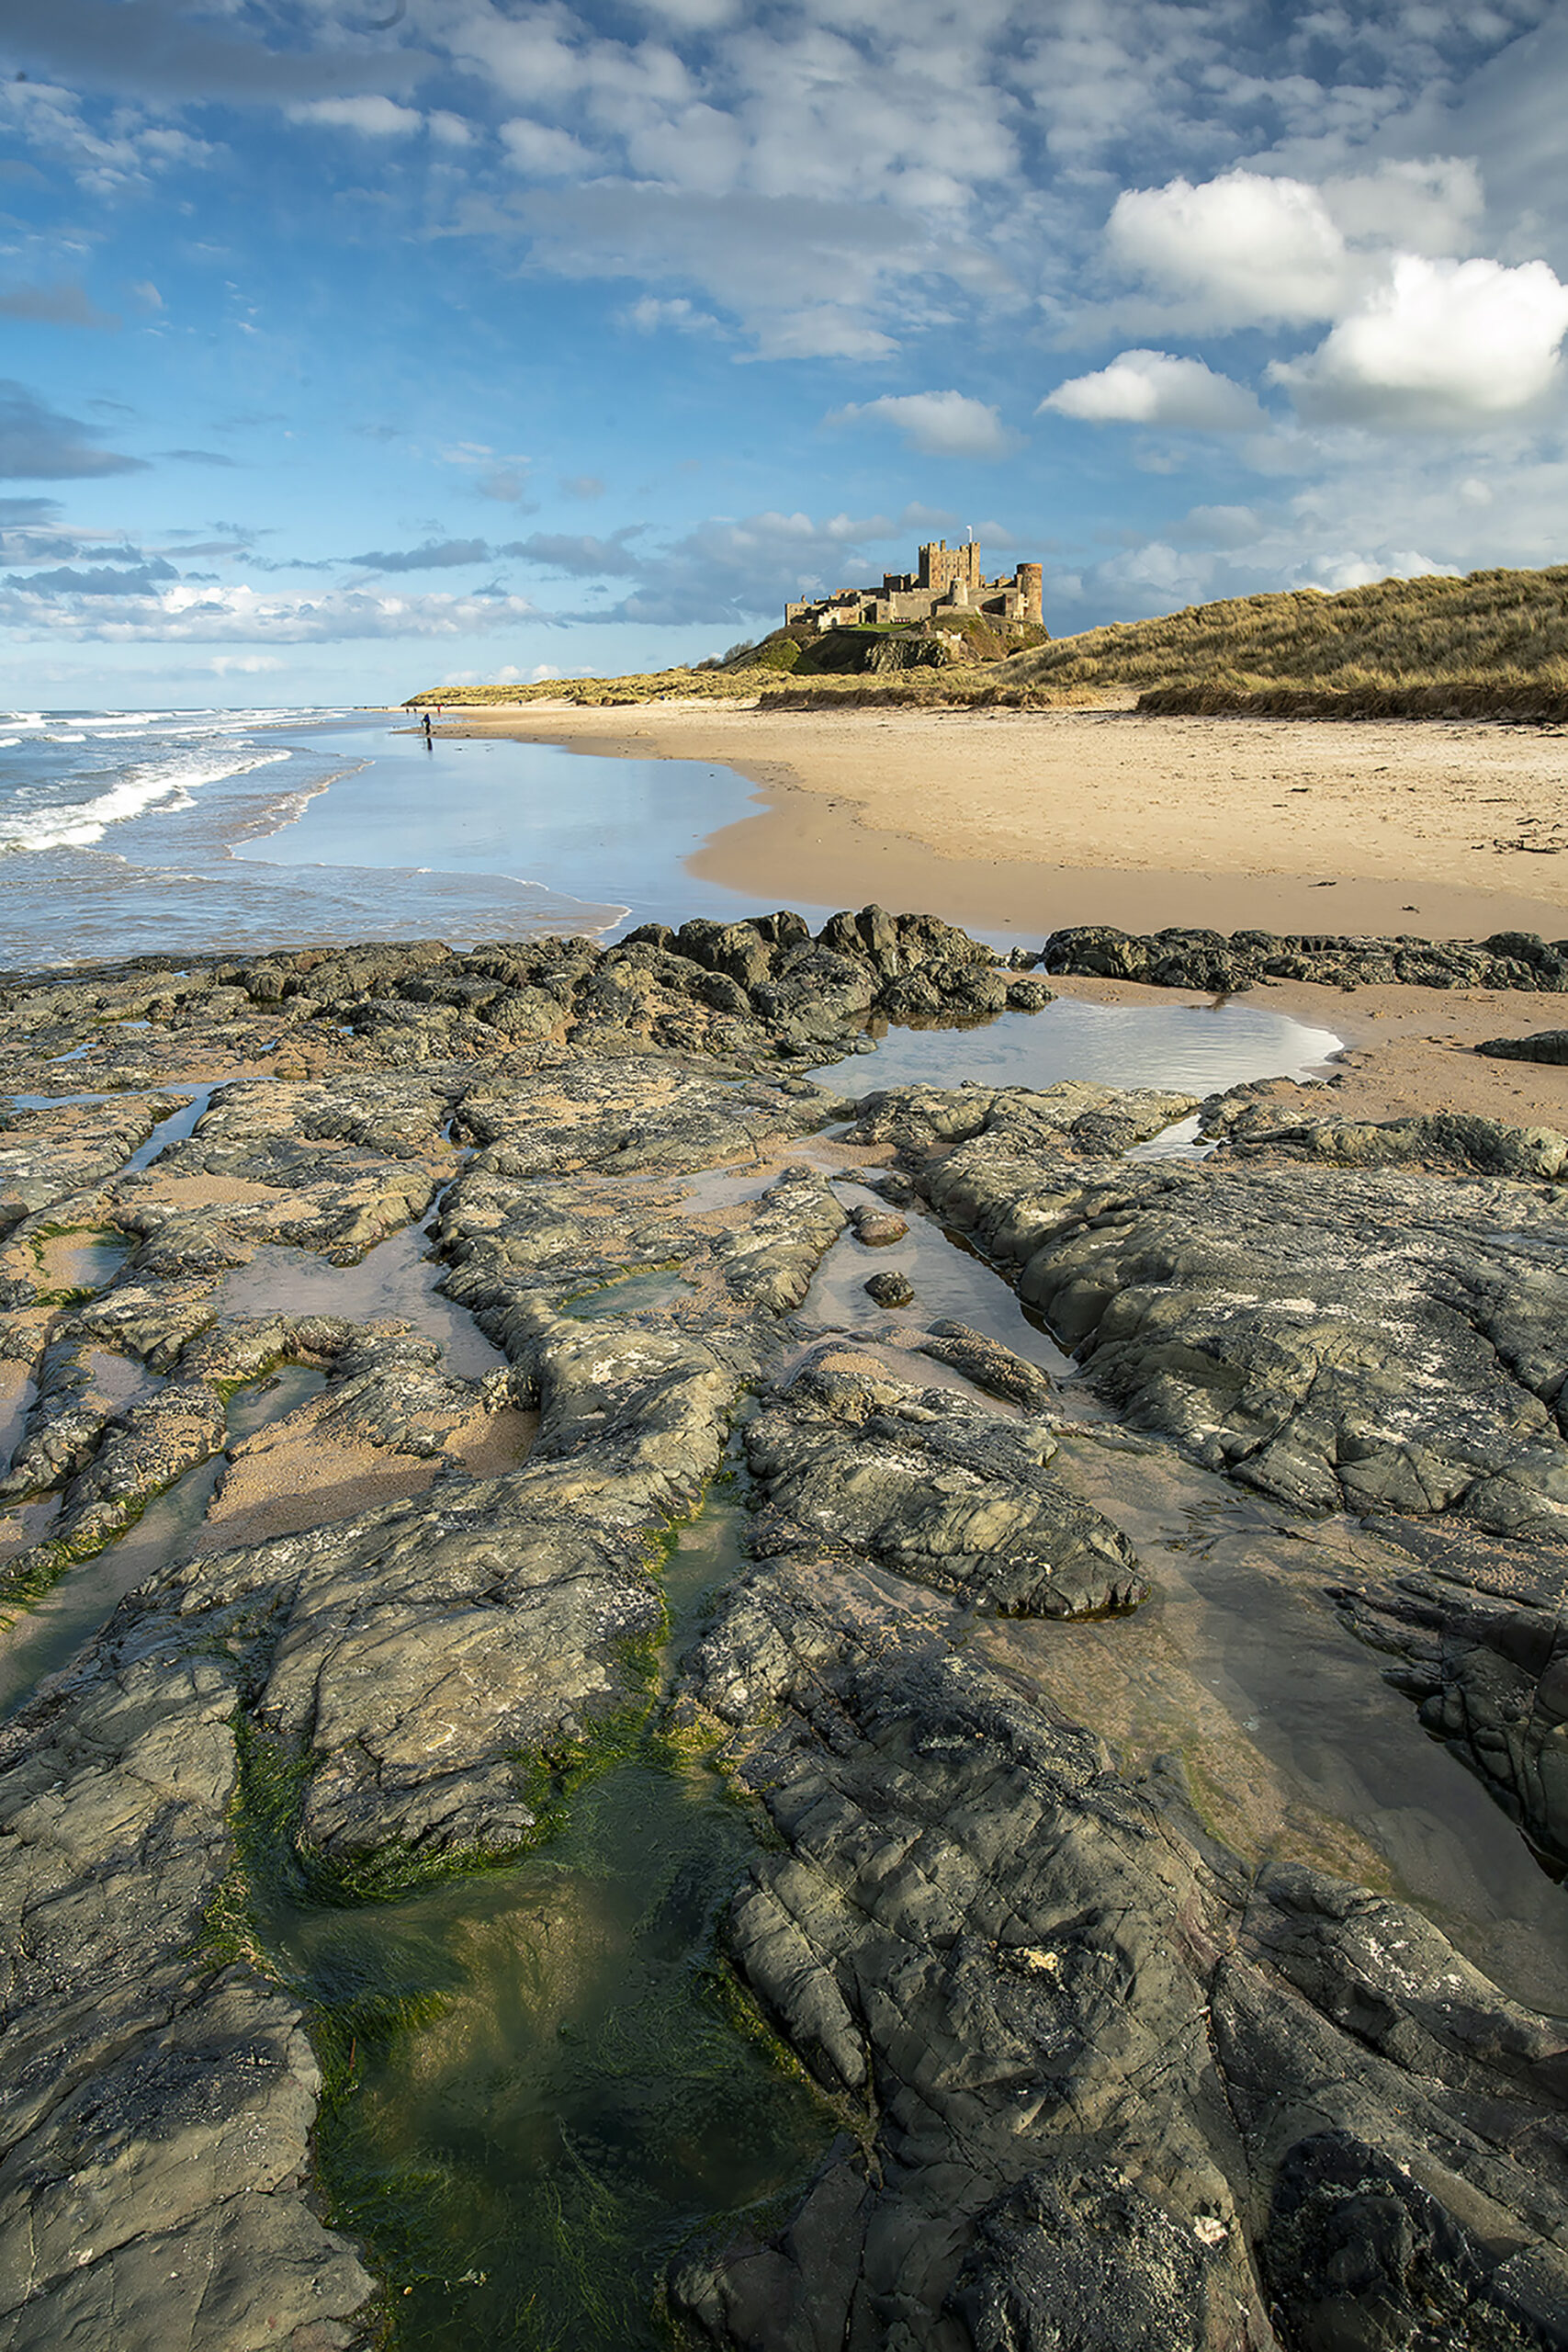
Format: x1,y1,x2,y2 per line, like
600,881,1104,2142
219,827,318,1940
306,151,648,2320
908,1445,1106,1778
0,746,292,856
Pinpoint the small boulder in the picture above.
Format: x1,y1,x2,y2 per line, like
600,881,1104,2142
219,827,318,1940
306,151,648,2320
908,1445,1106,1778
850,1204,908,1248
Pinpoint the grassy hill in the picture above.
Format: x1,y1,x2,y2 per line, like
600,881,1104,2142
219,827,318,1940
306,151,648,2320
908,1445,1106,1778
989,563,1568,716
409,564,1568,719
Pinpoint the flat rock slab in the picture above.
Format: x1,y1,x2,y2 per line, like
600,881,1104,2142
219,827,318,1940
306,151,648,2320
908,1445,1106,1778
748,1348,1144,1617
677,1563,1568,2351
915,1101,1568,1536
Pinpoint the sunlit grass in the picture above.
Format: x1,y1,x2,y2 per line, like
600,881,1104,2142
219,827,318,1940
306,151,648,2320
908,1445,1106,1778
410,562,1568,718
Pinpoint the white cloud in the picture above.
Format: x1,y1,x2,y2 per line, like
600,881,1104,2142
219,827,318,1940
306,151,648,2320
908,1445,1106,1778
1273,254,1568,424
443,9,1019,356
1042,350,1264,430
288,96,423,138
427,111,475,149
0,76,219,195
499,119,599,178
828,390,1021,459
0,578,547,644
752,308,899,362
620,295,723,335
1107,170,1349,327
1320,158,1484,257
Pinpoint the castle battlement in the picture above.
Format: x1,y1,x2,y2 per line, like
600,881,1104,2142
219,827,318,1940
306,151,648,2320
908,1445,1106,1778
784,538,1043,634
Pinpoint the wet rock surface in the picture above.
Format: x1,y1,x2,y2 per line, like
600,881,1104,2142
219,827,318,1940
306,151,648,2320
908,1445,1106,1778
1201,1088,1568,1182
914,1318,1055,1412
0,915,1564,2348
889,1084,1568,1537
1481,1030,1568,1065
1331,1521,1568,1870
746,1344,1144,1617
676,1587,1568,2352
1043,922,1568,996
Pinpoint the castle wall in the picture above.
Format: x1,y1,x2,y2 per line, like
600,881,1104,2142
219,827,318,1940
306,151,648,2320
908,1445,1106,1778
785,539,1045,634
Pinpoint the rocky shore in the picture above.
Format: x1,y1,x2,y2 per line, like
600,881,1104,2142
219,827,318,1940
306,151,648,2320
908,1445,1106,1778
0,910,1565,2348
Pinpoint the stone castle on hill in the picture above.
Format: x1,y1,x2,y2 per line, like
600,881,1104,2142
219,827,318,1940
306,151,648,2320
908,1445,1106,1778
784,537,1043,632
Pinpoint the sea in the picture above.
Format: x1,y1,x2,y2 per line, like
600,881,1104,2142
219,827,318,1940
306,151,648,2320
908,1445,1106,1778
0,704,792,970
0,703,1345,1089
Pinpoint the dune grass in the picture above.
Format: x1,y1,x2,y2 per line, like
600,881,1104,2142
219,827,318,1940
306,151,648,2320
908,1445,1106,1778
992,563,1568,714
409,564,1568,720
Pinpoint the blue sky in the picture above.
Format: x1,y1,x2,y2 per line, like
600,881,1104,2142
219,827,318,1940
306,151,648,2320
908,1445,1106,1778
1,0,1566,706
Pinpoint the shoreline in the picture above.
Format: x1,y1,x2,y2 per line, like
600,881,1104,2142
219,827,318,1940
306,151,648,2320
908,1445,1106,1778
438,698,1568,945
434,697,1568,1135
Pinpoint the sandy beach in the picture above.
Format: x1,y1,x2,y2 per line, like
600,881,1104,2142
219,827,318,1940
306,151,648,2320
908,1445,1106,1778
443,697,1568,1131
441,698,1568,941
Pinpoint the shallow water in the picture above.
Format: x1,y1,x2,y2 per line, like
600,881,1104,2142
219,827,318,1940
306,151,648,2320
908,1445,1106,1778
239,723,835,943
1025,1453,1568,2014
0,710,840,966
798,1175,1077,1383
0,711,624,965
810,993,1342,1098
220,1218,507,1382
48,1232,133,1296
255,1494,834,2350
560,1269,694,1321
0,1362,326,1721
802,1175,1568,2015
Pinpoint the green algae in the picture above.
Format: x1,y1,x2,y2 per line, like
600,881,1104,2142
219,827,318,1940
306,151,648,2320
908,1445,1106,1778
558,1266,692,1321
236,1492,835,2349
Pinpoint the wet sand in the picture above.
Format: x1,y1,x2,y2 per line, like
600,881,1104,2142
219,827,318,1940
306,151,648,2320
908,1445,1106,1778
442,698,1568,944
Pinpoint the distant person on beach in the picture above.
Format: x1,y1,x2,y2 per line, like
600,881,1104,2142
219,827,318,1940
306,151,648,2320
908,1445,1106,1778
421,712,433,742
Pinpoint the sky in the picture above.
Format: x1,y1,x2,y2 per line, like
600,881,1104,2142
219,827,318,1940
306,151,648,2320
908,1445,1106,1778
1,0,1566,707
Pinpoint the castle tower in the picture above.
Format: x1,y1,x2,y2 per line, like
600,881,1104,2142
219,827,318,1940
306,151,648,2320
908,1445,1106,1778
1016,563,1043,627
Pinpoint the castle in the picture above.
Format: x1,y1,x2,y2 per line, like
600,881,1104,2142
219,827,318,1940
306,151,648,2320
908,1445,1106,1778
784,538,1043,633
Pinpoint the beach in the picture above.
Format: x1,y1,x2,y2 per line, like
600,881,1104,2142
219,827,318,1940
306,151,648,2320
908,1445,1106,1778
441,696,1568,1130
437,698,1568,937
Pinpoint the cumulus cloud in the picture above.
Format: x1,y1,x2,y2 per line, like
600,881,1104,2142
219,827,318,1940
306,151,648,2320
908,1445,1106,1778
1041,351,1263,430
828,390,1021,460
1273,254,1568,425
1107,171,1349,327
500,119,599,177
1319,159,1484,258
0,379,146,479
288,96,423,137
0,75,218,195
